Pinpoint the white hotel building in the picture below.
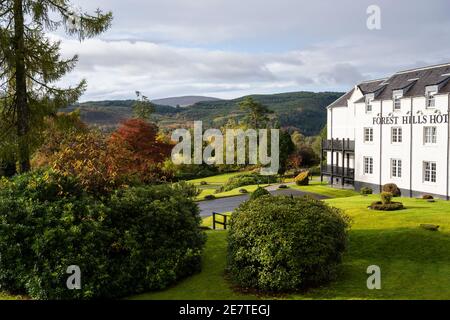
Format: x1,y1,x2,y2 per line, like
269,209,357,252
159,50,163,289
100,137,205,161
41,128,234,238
321,62,450,199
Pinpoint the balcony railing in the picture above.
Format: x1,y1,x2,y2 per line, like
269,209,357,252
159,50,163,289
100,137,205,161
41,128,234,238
322,139,355,151
320,165,354,179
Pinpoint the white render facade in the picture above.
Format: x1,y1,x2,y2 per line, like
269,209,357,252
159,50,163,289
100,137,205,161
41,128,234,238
322,62,450,199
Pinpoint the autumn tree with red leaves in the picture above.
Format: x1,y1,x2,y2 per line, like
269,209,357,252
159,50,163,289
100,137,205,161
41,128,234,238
109,118,173,183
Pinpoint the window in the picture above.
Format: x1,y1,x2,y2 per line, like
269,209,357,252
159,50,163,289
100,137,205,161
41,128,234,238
364,157,373,175
426,91,436,108
391,127,402,143
364,127,373,143
393,94,402,110
423,161,436,183
424,126,437,144
391,159,402,178
366,96,373,113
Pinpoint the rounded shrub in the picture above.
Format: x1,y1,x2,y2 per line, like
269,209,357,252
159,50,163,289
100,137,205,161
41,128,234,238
360,187,373,195
380,192,393,204
278,184,288,189
200,181,208,186
382,183,401,197
0,170,205,299
204,194,216,200
249,187,270,200
422,194,434,200
369,201,404,211
294,171,309,186
239,188,248,194
227,196,350,292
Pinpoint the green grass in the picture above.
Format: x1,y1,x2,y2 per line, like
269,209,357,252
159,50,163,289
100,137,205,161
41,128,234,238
290,181,359,198
135,194,450,300
188,172,247,185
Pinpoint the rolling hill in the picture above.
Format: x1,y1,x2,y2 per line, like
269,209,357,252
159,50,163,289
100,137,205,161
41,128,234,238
152,96,221,107
66,91,344,136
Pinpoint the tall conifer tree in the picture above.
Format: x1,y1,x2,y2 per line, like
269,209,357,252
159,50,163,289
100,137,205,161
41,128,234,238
0,1,112,172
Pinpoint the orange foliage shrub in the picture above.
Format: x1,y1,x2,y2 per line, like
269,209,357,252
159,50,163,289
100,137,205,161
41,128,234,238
108,119,173,183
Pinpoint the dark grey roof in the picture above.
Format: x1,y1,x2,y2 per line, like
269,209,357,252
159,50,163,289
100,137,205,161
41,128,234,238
327,62,450,108
374,63,450,100
326,88,354,108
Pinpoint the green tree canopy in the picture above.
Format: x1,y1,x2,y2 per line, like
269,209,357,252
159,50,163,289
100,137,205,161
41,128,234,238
0,0,112,172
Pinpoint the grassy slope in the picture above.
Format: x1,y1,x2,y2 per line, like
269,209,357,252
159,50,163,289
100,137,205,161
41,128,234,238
289,181,359,198
136,194,450,300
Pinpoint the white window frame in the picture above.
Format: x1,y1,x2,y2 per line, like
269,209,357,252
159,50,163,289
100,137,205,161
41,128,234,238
423,161,437,183
424,126,437,144
365,96,373,113
364,157,373,175
391,127,402,143
391,159,402,178
393,94,402,111
364,127,373,143
426,91,436,108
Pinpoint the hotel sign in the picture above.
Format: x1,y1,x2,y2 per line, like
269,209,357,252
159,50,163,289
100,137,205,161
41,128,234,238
373,114,449,125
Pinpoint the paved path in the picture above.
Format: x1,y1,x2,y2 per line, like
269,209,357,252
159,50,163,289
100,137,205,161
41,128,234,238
197,187,329,217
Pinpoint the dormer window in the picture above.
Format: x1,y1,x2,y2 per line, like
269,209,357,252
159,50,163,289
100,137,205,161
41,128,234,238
393,91,403,111
426,91,436,108
365,95,374,113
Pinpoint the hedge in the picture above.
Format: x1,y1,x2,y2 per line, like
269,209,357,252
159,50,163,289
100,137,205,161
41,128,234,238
221,173,278,192
0,170,205,299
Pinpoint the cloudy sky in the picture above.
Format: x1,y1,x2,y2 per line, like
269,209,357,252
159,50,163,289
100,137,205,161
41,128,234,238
55,0,450,101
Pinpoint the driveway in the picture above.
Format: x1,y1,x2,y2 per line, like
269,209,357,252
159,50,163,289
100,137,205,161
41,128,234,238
197,188,329,217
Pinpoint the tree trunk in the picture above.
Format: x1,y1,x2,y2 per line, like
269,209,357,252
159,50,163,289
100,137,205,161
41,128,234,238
13,0,30,172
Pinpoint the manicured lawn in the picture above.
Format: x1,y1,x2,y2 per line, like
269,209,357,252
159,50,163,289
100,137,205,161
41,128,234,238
188,171,249,185
135,194,450,300
290,181,359,198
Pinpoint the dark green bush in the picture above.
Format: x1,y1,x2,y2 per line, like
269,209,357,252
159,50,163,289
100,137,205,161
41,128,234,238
369,201,404,211
382,183,401,197
200,181,208,185
249,187,270,200
239,188,248,194
360,187,373,195
221,173,277,192
422,194,434,200
227,196,350,292
0,170,205,299
204,194,216,200
278,184,288,189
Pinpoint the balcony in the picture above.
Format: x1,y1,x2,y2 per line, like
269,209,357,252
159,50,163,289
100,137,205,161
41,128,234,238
322,139,355,152
321,165,354,179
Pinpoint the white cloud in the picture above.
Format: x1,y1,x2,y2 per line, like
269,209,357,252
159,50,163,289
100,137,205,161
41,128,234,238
50,0,450,100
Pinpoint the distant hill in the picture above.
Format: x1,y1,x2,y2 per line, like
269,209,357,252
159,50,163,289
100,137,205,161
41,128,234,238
66,91,344,136
152,96,221,107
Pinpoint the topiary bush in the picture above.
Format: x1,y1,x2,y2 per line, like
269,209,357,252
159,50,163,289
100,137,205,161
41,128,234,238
227,196,350,292
360,187,373,195
380,192,393,204
382,183,401,197
221,173,277,192
422,194,434,200
0,170,205,299
294,171,309,186
369,191,404,211
249,187,270,200
369,201,404,211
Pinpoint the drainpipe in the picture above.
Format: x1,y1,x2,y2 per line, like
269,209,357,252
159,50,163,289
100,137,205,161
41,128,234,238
410,97,413,198
447,94,450,200
379,100,383,193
